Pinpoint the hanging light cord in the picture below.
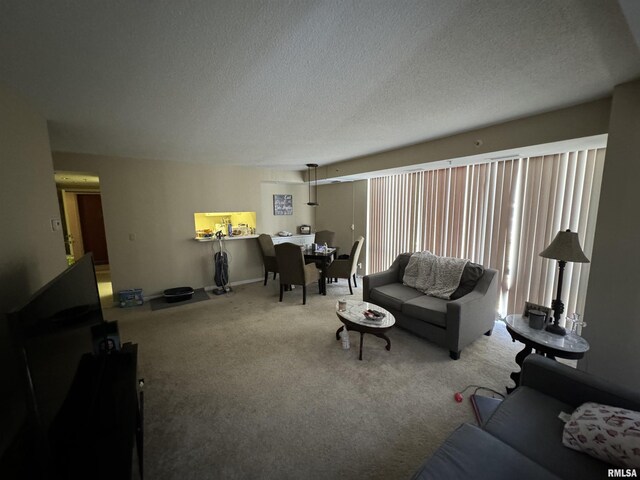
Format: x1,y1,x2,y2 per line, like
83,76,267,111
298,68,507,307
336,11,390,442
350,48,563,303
306,163,319,206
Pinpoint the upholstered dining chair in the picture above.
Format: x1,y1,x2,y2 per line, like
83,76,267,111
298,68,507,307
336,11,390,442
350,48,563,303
314,230,336,248
257,234,279,285
275,242,320,305
313,230,338,272
326,236,364,295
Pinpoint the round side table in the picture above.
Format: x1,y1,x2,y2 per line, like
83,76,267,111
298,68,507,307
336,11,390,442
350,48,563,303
505,314,589,393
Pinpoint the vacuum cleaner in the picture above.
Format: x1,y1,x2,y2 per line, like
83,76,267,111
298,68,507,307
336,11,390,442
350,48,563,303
213,231,231,295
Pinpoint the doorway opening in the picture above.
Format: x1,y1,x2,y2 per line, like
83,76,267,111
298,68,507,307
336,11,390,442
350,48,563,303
54,171,113,308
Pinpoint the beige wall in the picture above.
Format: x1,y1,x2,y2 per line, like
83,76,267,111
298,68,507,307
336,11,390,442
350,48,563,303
260,182,314,235
0,84,66,455
321,98,611,180
582,79,640,388
53,152,312,297
316,181,368,275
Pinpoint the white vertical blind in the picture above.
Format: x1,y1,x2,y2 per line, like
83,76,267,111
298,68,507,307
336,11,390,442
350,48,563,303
367,148,605,318
509,149,605,318
368,173,422,273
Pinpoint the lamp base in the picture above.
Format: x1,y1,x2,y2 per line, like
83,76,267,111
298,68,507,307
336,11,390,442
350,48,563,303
545,323,566,336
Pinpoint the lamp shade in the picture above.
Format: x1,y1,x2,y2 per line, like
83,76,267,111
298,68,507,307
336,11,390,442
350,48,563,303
539,229,590,263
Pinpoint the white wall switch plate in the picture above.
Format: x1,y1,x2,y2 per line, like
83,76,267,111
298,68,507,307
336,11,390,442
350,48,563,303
50,218,62,231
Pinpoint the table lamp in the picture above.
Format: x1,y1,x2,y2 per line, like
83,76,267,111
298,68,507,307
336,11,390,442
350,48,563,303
539,229,590,336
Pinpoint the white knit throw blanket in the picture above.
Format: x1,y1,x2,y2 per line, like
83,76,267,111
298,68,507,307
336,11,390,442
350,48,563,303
403,251,468,299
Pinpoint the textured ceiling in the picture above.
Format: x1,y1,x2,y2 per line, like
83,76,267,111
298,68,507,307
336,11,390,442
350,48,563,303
1,1,639,170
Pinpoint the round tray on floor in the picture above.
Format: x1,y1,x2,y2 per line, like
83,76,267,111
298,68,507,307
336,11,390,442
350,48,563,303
163,286,195,303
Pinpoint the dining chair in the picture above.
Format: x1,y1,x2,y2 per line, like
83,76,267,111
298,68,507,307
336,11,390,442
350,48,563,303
326,236,364,295
314,230,336,247
275,242,320,304
257,234,279,285
313,230,337,273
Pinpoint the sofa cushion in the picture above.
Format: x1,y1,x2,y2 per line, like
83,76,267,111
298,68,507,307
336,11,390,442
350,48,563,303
402,295,448,327
562,402,640,468
369,283,423,311
410,423,561,480
483,386,613,480
450,262,484,300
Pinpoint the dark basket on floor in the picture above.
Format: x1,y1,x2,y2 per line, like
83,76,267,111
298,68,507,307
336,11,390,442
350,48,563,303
163,287,195,303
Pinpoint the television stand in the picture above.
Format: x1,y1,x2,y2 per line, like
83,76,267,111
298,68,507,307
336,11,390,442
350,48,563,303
137,377,145,479
49,342,143,479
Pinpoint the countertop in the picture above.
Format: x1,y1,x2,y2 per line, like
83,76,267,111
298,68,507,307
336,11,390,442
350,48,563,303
194,235,259,242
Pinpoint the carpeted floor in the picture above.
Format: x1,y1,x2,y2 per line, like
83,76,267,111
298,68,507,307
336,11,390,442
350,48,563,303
108,279,522,480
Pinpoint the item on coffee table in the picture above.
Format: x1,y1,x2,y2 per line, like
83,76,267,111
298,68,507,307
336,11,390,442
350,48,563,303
363,309,385,320
338,299,347,311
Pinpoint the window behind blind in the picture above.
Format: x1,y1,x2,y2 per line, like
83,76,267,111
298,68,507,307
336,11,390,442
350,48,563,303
367,148,605,318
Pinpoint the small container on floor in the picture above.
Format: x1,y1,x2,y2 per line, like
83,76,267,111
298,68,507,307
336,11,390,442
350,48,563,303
163,286,195,303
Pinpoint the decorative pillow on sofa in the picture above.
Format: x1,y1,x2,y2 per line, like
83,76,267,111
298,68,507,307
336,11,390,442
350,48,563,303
562,402,640,468
449,262,484,300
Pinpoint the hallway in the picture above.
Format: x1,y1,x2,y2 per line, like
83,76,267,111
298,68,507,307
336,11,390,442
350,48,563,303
95,264,113,309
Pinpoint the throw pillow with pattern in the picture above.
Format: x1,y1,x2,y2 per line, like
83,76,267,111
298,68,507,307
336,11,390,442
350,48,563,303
562,402,640,468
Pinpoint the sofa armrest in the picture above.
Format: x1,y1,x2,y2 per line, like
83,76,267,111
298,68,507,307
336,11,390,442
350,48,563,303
445,269,498,352
521,354,640,411
362,269,397,302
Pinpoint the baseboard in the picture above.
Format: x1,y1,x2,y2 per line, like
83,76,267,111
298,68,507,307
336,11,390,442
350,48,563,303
204,278,263,291
116,278,266,304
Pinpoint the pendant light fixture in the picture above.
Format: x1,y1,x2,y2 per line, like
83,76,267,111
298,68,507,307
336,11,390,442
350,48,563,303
306,163,319,206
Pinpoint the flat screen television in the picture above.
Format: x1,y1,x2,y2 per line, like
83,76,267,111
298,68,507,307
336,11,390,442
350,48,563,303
7,253,105,473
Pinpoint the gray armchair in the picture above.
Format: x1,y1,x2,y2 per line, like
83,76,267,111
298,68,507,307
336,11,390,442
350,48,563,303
257,234,278,285
326,236,364,294
363,253,498,359
275,242,320,305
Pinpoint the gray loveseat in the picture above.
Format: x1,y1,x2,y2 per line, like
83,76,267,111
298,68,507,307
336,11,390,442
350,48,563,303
363,253,498,359
410,354,640,479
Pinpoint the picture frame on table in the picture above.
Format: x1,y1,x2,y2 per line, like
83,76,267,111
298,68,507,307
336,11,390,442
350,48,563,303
523,301,552,321
91,320,121,355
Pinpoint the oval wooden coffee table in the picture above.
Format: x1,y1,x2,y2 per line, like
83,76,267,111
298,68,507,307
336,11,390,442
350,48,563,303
335,300,395,360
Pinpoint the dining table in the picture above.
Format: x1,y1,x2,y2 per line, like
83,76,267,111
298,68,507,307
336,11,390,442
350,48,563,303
302,246,336,295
